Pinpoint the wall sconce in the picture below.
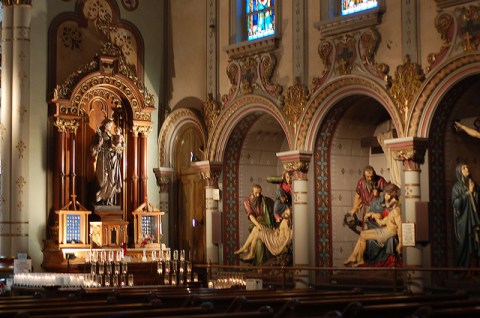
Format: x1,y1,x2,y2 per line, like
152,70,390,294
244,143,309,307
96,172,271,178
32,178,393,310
192,218,204,228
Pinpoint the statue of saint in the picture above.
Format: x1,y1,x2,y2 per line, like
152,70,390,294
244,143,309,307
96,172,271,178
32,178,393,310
451,163,480,269
91,119,124,206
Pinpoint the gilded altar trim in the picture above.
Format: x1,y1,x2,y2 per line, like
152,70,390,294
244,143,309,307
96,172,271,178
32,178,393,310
52,42,155,120
54,118,80,133
132,124,152,136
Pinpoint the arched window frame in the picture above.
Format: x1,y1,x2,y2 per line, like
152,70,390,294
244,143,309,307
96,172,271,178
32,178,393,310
225,0,280,59
315,0,385,38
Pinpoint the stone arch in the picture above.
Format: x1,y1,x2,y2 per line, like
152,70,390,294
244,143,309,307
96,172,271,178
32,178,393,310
157,108,207,168
299,77,401,151
206,94,292,161
412,54,480,137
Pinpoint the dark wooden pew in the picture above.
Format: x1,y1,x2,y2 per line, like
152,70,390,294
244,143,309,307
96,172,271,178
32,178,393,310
274,291,469,317
355,298,480,318
3,302,214,318
409,304,480,318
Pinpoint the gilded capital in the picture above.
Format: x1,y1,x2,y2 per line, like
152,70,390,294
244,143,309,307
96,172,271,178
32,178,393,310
385,137,428,165
283,161,309,173
54,118,80,133
132,125,152,136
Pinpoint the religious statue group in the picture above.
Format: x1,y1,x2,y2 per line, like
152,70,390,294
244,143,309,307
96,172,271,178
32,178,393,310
235,171,293,266
235,120,480,273
235,165,406,267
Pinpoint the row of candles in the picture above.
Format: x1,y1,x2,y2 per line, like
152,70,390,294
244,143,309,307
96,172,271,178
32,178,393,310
87,248,197,286
11,273,123,288
208,272,247,289
85,248,186,264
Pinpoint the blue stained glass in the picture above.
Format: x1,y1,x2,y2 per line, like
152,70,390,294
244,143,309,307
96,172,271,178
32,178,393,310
66,214,81,243
341,0,378,16
246,0,275,41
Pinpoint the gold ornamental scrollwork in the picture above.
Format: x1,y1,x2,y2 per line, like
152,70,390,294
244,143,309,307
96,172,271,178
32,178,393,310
283,161,309,174
387,55,425,126
391,148,426,165
132,125,152,136
202,94,220,134
284,78,309,133
54,118,80,133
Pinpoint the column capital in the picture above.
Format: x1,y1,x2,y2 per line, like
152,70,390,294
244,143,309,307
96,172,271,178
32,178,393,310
153,167,173,192
276,150,312,173
384,137,428,165
191,161,223,187
132,123,152,136
53,118,80,134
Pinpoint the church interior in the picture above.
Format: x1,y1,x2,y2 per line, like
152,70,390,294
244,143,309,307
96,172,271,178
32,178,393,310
2,0,480,316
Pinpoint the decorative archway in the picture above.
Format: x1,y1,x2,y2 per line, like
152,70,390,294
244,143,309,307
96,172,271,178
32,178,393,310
206,94,292,162
157,108,207,169
412,55,480,138
300,76,402,152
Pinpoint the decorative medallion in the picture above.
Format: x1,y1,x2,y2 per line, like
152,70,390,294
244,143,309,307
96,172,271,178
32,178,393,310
222,53,283,108
335,34,357,75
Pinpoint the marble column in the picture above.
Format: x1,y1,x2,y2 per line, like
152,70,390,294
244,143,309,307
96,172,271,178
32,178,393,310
0,1,14,255
0,0,32,256
277,150,312,288
191,161,222,263
385,137,428,293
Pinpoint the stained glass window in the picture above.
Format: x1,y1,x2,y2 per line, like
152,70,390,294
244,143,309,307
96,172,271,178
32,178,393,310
246,0,275,41
66,214,81,243
341,0,378,16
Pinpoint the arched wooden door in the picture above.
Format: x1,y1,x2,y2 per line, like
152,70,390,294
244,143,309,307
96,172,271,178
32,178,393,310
173,125,205,263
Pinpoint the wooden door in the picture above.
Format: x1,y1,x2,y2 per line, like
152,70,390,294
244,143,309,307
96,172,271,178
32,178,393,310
173,126,205,263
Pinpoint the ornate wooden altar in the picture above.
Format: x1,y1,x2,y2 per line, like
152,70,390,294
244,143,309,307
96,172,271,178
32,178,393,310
43,41,156,272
